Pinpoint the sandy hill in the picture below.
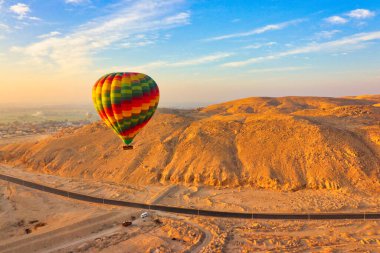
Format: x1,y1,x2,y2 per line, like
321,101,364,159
1,95,380,191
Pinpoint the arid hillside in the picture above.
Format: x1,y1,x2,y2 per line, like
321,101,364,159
1,95,380,191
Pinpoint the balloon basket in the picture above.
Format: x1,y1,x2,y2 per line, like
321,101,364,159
123,145,133,150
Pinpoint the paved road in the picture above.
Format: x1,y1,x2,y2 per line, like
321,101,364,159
1,173,379,220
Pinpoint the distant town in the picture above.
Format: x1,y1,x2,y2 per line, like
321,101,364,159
0,120,92,140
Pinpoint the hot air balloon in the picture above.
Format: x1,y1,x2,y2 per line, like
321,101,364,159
92,72,159,150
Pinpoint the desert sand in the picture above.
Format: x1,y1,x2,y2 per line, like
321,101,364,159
0,95,379,252
0,173,205,253
1,95,379,192
1,165,379,214
0,166,379,252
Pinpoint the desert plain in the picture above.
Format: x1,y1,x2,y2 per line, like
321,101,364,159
0,95,380,252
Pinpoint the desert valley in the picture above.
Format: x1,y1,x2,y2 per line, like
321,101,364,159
0,95,379,252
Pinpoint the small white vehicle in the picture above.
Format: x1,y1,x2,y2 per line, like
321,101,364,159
141,212,149,219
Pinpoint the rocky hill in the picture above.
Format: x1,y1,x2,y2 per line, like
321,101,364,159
1,95,380,191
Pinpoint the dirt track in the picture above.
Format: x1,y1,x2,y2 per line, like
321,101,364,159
0,170,213,253
0,212,127,253
1,167,379,252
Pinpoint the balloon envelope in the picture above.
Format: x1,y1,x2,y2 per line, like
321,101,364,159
92,72,159,145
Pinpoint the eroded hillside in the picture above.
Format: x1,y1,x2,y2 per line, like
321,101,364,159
1,95,380,191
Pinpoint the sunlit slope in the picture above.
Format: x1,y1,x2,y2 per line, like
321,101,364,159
1,95,379,191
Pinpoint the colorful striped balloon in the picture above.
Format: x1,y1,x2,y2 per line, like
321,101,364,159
92,72,159,146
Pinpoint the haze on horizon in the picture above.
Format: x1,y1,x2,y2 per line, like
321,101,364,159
0,0,379,107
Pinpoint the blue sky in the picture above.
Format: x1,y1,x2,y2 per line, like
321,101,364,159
0,0,379,107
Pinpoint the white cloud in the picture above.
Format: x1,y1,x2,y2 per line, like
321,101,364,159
163,11,190,25
121,52,233,72
120,40,155,48
324,9,375,26
223,31,380,67
205,19,303,41
65,0,88,3
11,0,190,71
244,42,276,49
347,9,375,19
314,30,340,39
119,33,161,48
29,16,41,21
37,31,61,39
250,66,309,73
325,15,348,25
170,52,233,66
9,3,30,19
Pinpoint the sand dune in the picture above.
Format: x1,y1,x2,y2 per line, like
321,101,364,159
1,95,379,191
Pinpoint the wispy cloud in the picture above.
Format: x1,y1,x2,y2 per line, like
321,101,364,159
65,0,89,3
11,0,190,71
121,61,166,72
0,22,9,41
29,16,41,21
250,66,309,73
0,23,9,31
118,33,163,48
314,30,340,39
120,52,233,71
164,11,190,24
170,52,233,66
223,31,380,67
244,42,276,49
120,40,155,48
205,19,303,41
325,15,348,25
346,9,375,19
37,31,61,39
